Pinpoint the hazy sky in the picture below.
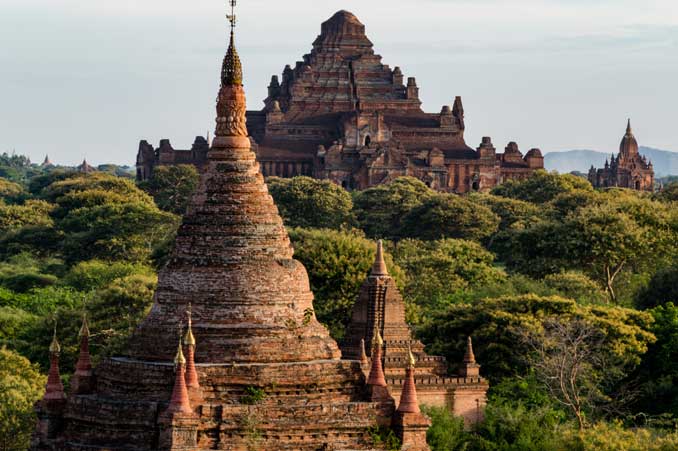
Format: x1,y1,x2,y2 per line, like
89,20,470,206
1,0,677,165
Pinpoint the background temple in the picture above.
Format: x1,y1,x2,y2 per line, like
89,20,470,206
588,120,654,191
137,10,544,192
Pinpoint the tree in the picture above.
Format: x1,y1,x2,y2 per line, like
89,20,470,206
267,176,353,229
0,347,45,451
138,164,199,214
391,238,505,322
0,178,24,203
419,295,654,383
0,200,54,233
543,272,607,305
287,228,403,339
491,170,592,204
523,318,609,429
400,194,500,242
353,177,435,239
635,266,678,310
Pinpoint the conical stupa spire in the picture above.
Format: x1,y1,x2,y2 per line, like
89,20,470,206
71,313,94,394
359,338,368,365
167,337,192,414
43,323,66,401
184,304,200,390
126,0,341,364
626,118,632,135
371,240,388,277
221,0,242,87
397,344,420,413
367,329,387,387
463,336,476,364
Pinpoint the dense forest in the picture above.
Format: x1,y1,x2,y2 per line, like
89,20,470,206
2,152,678,450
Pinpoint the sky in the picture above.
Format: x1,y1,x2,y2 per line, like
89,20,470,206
1,0,677,166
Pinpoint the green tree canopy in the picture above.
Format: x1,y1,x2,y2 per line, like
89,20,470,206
0,178,25,204
0,347,45,451
267,176,353,229
491,170,593,204
138,164,199,214
352,177,435,239
288,228,403,339
400,193,500,242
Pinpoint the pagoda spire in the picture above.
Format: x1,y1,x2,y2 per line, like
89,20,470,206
367,329,387,387
460,336,481,378
397,345,420,413
359,338,369,365
167,336,192,414
221,0,243,87
43,323,66,402
183,303,200,390
626,118,632,135
463,336,476,364
371,240,388,277
71,313,94,394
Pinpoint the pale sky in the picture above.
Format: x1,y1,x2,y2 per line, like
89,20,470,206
1,0,677,165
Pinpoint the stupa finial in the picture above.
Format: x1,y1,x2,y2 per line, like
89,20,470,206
184,303,196,347
221,0,243,86
371,240,388,276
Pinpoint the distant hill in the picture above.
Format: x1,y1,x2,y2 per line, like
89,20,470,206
545,147,678,177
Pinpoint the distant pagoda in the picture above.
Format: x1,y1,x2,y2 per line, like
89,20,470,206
31,3,438,450
588,120,654,191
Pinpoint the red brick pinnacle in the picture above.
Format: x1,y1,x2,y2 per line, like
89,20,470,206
167,342,192,414
371,240,388,277
74,315,92,377
184,308,200,389
359,338,369,365
43,332,66,401
367,331,387,387
463,336,476,364
397,349,420,414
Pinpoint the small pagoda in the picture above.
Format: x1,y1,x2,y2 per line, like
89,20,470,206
341,241,488,426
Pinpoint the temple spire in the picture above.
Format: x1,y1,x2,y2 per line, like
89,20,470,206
397,345,420,413
221,0,243,87
371,240,388,277
463,336,476,364
183,304,200,390
626,118,632,135
43,323,66,402
72,313,93,394
167,336,192,414
359,338,369,365
367,329,387,387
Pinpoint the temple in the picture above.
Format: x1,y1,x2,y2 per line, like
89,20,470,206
588,120,654,191
28,5,495,449
136,10,544,192
341,241,488,426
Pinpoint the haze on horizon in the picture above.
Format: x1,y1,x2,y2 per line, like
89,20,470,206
1,0,677,166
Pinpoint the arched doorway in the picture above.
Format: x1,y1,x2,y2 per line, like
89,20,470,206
364,135,371,147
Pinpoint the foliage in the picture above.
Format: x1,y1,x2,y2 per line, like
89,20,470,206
0,178,25,203
62,260,154,291
0,200,54,233
267,176,354,229
241,386,266,405
634,265,678,309
390,239,505,322
419,295,655,383
353,177,435,239
424,406,471,451
0,347,45,451
543,271,607,305
368,425,401,451
138,164,199,214
491,170,593,204
560,420,678,451
288,228,403,339
400,193,500,242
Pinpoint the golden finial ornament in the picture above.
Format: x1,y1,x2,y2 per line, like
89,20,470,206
221,0,243,86
174,337,186,366
79,313,90,338
184,303,196,347
407,343,416,368
49,321,61,354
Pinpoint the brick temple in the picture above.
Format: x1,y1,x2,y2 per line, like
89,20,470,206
137,10,544,192
341,241,488,426
588,120,654,191
32,6,486,450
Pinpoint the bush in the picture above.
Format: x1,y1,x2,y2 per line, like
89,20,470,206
424,406,470,451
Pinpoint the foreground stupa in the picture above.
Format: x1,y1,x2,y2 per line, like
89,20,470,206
31,5,431,451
